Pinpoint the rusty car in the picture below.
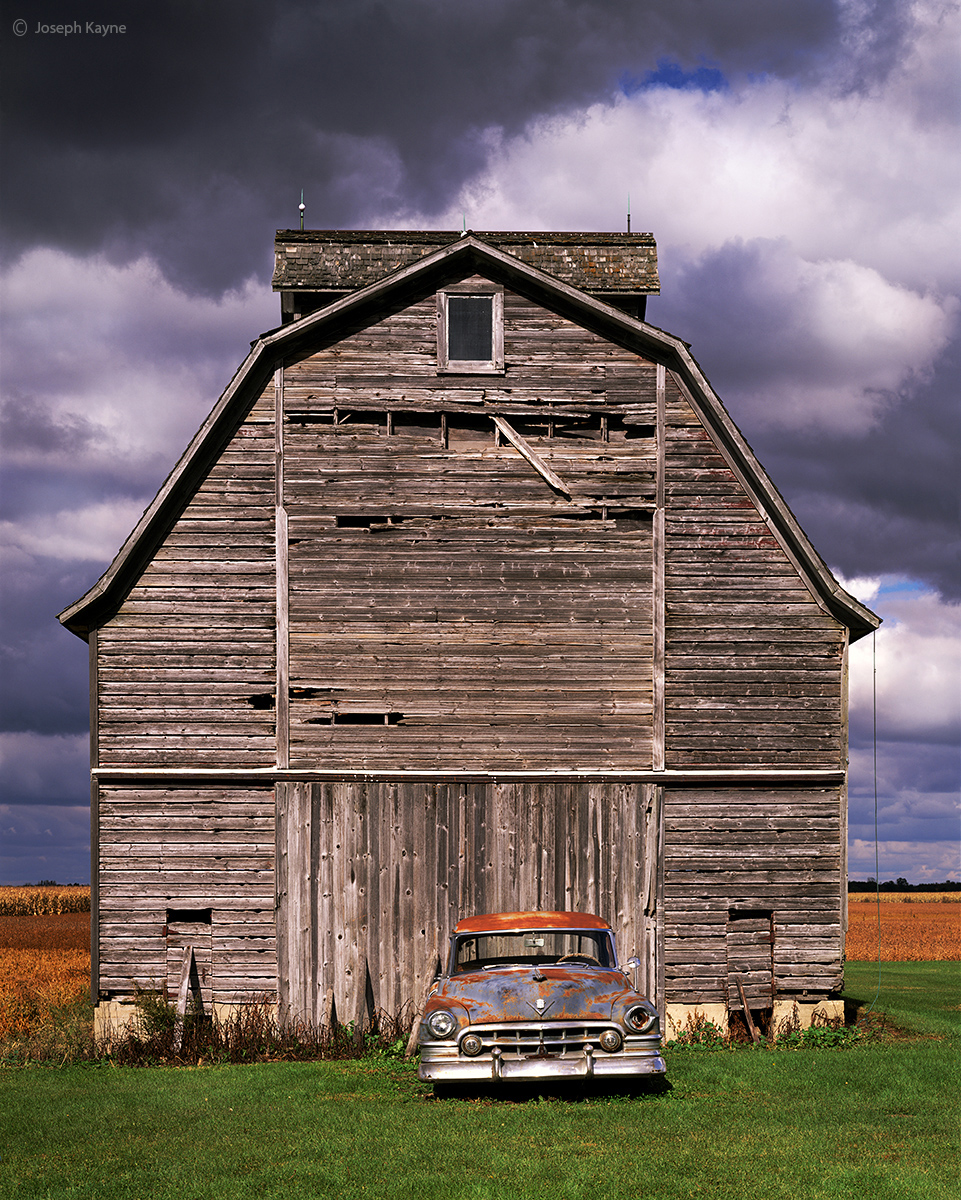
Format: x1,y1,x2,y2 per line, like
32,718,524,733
417,910,666,1088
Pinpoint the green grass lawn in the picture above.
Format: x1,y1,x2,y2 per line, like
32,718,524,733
843,959,960,1039
1,964,958,1200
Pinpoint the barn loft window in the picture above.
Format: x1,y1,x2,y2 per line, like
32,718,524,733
437,288,504,373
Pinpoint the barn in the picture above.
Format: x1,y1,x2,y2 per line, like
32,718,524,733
59,229,879,1039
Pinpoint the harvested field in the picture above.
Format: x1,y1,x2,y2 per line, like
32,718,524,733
0,912,90,1040
846,896,960,961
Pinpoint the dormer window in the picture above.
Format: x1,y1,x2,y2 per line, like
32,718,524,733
437,287,504,373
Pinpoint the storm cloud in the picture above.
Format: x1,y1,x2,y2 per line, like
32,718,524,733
1,0,957,882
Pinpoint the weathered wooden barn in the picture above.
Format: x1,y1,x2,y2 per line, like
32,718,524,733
60,229,879,1037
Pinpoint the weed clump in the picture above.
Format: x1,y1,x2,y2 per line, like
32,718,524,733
98,991,413,1068
668,1010,727,1050
2,986,413,1067
0,993,97,1065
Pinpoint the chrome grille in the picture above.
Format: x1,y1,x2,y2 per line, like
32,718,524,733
463,1022,612,1058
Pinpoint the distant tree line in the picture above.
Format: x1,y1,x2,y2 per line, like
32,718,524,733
848,878,961,892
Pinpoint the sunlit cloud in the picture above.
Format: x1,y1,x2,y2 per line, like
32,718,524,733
848,839,960,882
0,500,147,564
383,2,960,434
1,249,276,473
846,581,961,744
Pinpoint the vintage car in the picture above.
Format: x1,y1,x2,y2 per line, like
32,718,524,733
417,910,666,1086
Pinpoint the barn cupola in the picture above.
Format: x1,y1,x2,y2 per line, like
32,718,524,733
272,229,659,324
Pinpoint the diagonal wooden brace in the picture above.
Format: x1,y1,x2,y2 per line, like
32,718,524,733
735,976,761,1044
491,416,572,498
173,944,194,1054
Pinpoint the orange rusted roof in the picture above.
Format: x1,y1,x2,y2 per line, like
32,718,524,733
453,910,610,934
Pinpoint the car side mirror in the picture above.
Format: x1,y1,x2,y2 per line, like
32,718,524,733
625,956,641,989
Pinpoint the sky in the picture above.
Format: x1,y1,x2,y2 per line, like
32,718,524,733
1,0,958,885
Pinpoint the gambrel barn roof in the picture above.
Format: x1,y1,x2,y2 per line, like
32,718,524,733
59,233,878,641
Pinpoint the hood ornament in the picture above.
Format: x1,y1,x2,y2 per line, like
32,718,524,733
532,965,547,982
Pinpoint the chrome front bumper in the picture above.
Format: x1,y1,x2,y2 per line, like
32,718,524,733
418,1022,666,1083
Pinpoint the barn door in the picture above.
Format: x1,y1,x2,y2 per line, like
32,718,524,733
726,909,774,1023
165,908,212,1011
276,780,655,1027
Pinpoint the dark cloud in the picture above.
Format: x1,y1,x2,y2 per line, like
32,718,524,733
0,805,90,885
0,463,149,528
0,394,106,457
848,740,960,845
653,242,961,601
2,0,848,293
0,0,955,888
752,350,961,602
0,555,92,734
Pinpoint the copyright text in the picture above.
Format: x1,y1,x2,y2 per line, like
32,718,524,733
13,20,127,36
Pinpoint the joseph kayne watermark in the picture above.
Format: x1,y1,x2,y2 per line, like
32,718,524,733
13,19,127,36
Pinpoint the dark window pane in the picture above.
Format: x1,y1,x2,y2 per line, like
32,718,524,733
448,295,493,360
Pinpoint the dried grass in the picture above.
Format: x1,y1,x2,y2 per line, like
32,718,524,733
0,912,91,1041
2,892,956,1061
102,994,412,1066
0,910,413,1064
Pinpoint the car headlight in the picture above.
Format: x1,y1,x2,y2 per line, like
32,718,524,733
425,1008,458,1039
625,1003,658,1034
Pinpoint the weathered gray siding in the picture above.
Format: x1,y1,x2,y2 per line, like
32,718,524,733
96,386,277,767
82,262,859,1019
663,373,845,768
662,786,844,1006
97,785,276,1002
281,287,657,769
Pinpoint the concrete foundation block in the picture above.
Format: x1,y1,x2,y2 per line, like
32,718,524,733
93,1000,140,1044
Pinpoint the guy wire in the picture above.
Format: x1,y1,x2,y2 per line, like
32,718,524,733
864,627,882,1014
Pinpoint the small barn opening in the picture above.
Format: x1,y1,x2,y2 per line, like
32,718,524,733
447,413,493,448
726,908,774,1036
165,908,212,1011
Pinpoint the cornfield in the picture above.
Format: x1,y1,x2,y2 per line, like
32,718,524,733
848,891,959,903
0,886,90,916
846,895,960,961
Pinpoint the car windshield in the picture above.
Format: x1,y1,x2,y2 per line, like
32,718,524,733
452,930,615,972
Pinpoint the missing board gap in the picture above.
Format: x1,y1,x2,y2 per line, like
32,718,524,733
446,413,493,446
612,508,654,526
286,410,336,425
305,712,404,726
166,908,212,924
246,692,275,710
287,409,446,439
289,686,347,700
623,422,656,439
335,515,405,528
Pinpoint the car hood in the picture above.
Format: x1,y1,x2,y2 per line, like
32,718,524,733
434,966,636,1023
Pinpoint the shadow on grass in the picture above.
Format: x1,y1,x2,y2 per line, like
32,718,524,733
429,1076,673,1104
